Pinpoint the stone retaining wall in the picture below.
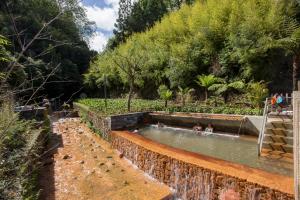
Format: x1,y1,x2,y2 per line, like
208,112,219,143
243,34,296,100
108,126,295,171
110,112,147,130
16,107,47,121
74,103,147,141
112,131,294,200
74,103,111,140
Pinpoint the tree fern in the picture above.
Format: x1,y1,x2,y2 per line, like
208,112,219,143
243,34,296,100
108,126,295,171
195,74,221,101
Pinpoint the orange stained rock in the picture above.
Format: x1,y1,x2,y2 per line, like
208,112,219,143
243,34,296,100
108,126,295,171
112,131,294,195
39,118,171,200
220,189,240,200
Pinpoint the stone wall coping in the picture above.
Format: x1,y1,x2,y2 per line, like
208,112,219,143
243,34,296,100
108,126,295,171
150,111,253,121
15,106,46,112
112,130,293,195
110,112,149,118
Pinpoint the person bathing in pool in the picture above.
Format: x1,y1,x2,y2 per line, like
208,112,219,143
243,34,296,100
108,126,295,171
193,123,203,135
204,124,214,135
157,122,164,128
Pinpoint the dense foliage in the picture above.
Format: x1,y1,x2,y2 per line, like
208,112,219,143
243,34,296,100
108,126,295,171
86,0,300,105
0,0,96,104
0,101,47,200
0,0,94,199
77,98,262,116
109,0,195,49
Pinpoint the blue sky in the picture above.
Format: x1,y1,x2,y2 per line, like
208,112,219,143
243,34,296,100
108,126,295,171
82,0,119,52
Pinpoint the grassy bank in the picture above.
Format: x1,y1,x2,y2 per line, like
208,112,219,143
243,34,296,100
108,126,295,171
0,104,50,200
76,98,262,116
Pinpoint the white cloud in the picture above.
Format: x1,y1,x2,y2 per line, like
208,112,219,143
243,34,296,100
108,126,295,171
89,32,108,52
84,5,117,31
83,0,122,52
104,0,119,8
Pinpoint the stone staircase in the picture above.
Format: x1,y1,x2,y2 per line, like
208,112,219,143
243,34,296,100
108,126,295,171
261,113,293,154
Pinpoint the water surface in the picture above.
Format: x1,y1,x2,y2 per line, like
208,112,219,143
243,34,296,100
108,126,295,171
139,125,293,176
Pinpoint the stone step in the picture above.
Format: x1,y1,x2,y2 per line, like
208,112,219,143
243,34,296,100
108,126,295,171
268,113,293,121
260,149,294,163
261,148,293,158
265,128,293,137
262,142,293,153
264,134,293,145
265,121,293,130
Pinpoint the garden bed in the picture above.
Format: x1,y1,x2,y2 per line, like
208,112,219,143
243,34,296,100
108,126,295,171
76,98,262,116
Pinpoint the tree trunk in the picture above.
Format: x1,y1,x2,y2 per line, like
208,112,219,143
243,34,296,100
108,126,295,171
104,75,107,111
223,93,229,104
127,81,134,112
293,53,300,91
165,100,168,108
205,90,208,103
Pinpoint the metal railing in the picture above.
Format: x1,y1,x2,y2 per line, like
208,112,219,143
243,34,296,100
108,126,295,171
258,98,269,156
257,95,293,156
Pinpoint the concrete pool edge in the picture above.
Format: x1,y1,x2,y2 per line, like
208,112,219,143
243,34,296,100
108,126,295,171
74,102,263,139
112,130,294,199
148,112,263,136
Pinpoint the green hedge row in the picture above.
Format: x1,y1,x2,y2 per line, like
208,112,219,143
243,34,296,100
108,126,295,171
76,98,262,116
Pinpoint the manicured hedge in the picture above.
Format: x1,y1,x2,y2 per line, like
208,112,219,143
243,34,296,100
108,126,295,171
76,98,262,116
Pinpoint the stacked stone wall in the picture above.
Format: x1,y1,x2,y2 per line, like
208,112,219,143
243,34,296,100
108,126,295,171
74,102,147,141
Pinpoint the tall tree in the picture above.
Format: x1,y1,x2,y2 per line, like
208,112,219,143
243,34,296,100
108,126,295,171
113,0,133,47
224,0,300,90
109,0,195,49
111,38,150,111
0,0,96,103
128,0,167,33
87,0,300,98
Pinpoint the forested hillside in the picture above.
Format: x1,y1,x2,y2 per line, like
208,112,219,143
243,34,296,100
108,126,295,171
86,0,300,100
0,0,96,104
108,0,195,49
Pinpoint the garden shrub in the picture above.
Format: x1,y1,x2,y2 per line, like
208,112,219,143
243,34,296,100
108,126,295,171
76,98,262,116
0,102,48,200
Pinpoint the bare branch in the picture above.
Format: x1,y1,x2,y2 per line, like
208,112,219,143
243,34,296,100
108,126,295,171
33,42,72,59
24,63,61,106
64,86,84,105
4,1,24,50
3,10,63,82
0,63,61,137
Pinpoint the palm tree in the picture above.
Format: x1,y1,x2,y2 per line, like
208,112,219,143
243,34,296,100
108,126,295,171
178,86,194,107
158,85,173,108
208,80,245,103
195,74,221,102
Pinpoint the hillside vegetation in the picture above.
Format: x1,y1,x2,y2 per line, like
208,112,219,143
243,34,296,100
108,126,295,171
85,0,300,107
